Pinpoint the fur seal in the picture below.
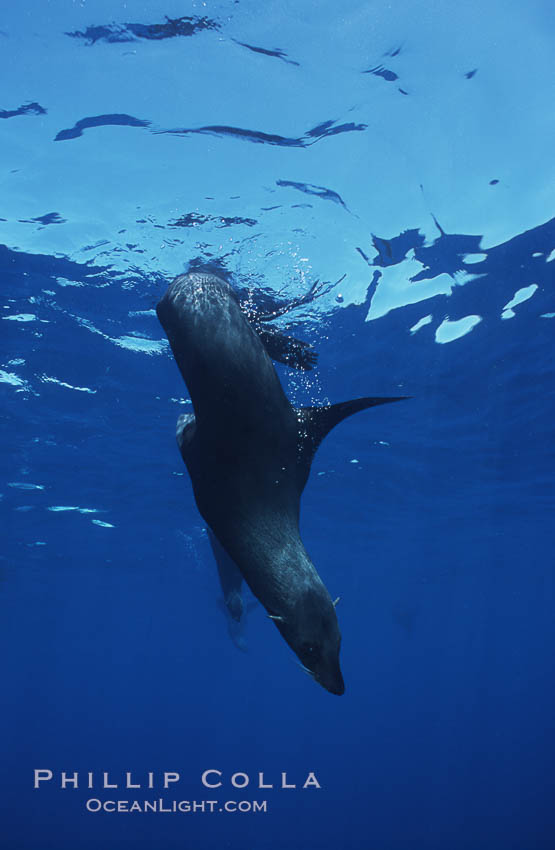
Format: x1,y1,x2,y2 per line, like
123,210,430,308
157,272,405,694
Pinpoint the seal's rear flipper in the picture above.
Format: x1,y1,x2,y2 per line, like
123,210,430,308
296,396,409,489
253,323,317,371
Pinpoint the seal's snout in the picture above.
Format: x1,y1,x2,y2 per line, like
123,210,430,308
315,661,345,696
328,674,345,696
280,585,346,695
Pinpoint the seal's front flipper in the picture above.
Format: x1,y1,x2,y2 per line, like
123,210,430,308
176,413,196,462
295,396,408,490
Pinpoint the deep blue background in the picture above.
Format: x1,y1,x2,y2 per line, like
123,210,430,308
1,2,554,848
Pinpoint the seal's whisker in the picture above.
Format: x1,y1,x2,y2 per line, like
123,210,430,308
295,660,315,678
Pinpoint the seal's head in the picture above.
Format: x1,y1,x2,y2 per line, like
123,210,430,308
272,588,345,696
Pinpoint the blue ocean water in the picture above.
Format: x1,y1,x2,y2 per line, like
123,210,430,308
1,1,554,848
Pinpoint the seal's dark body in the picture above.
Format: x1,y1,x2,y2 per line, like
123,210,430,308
157,272,404,694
